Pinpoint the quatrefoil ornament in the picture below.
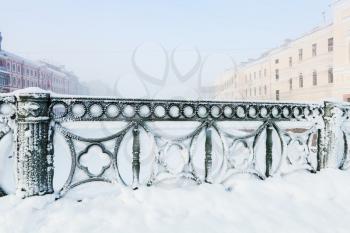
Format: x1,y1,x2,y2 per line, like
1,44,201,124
77,143,113,178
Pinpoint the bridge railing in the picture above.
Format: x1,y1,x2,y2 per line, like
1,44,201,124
0,90,347,198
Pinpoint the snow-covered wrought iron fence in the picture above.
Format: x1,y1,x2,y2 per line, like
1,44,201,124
0,90,348,198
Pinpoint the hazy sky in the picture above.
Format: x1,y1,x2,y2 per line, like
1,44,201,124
0,0,332,97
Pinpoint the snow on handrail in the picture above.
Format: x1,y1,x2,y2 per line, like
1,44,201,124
0,89,349,199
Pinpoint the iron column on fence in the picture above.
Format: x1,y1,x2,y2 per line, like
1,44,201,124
15,92,53,198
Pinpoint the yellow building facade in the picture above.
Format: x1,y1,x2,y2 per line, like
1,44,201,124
217,0,350,102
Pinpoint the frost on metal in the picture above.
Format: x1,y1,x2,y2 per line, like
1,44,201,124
50,96,325,198
327,101,350,170
1,89,350,199
0,94,16,197
15,92,53,198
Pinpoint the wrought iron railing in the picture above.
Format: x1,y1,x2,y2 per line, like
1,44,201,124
0,90,348,198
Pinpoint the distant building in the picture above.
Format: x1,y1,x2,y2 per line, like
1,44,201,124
216,0,350,102
0,32,88,95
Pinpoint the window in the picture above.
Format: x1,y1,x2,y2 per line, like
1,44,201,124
328,67,334,83
328,38,334,52
276,90,280,101
299,49,303,61
259,70,261,78
313,70,317,86
275,69,279,80
275,59,279,64
289,78,293,90
312,43,317,57
299,73,304,88
264,69,267,77
254,72,256,79
259,86,262,96
254,87,256,96
264,85,267,95
289,57,293,67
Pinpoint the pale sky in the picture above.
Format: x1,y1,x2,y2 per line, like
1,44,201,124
0,0,332,97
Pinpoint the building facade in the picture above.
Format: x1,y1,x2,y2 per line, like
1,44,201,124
216,0,350,102
0,33,88,95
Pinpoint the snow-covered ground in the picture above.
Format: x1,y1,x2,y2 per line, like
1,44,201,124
1,169,350,233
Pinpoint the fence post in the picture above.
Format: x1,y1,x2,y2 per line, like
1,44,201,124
321,102,344,169
265,123,273,178
204,126,213,183
15,91,53,198
132,124,140,190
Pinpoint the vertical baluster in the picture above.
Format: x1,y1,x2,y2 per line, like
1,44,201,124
322,102,343,169
132,124,140,190
316,128,324,171
205,126,213,183
265,123,273,178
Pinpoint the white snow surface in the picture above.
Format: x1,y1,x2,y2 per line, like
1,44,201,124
1,169,350,233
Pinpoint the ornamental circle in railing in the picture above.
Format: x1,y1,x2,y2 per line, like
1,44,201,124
169,105,181,118
0,103,15,117
197,105,208,118
259,107,268,118
123,105,136,118
210,106,221,118
236,106,246,118
271,107,281,118
89,103,104,118
154,105,166,118
71,102,86,118
292,107,301,118
223,106,233,118
304,107,310,117
48,98,324,122
248,106,258,118
183,105,195,118
139,104,152,118
51,102,68,118
105,104,120,118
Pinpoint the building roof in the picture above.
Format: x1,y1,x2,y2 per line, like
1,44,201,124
0,50,80,81
0,50,43,67
240,23,333,69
